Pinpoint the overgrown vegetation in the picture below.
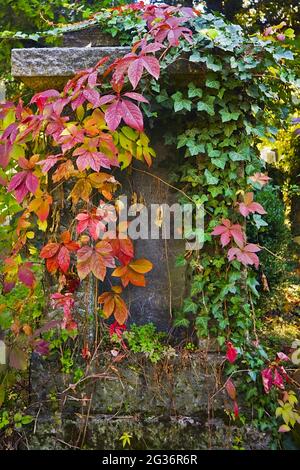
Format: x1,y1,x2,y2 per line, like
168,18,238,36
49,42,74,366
0,1,300,450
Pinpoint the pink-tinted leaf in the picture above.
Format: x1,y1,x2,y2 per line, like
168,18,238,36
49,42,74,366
57,245,70,274
277,352,290,362
105,101,123,131
142,55,160,80
0,140,12,168
226,342,238,363
37,154,62,173
261,367,273,393
233,400,239,418
128,58,144,89
279,424,291,433
273,368,284,390
34,340,50,356
239,192,267,217
249,173,271,186
225,379,237,400
83,88,101,108
123,92,149,103
18,262,35,288
25,172,38,194
98,94,116,106
141,42,165,54
7,172,27,192
121,100,144,131
227,243,261,268
212,219,245,248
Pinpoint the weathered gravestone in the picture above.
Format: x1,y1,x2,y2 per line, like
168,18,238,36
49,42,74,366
9,26,272,451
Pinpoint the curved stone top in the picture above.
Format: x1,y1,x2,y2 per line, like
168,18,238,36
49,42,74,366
11,47,131,78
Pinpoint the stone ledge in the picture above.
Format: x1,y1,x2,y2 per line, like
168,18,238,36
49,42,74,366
11,46,206,91
11,47,131,77
28,416,271,450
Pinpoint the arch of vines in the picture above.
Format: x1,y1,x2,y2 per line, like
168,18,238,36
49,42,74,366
0,3,298,410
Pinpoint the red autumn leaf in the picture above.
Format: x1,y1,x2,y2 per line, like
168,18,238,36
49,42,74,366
64,57,108,95
238,192,266,217
18,262,35,288
225,378,237,401
276,352,290,362
98,286,129,325
112,258,153,287
30,89,60,112
272,368,285,390
76,204,116,240
37,154,63,173
34,340,50,356
99,88,149,132
40,231,79,274
57,124,85,153
109,238,134,265
71,88,101,110
76,241,115,280
120,99,144,131
51,292,77,330
0,139,12,169
227,243,261,268
109,320,127,336
113,51,160,89
233,400,239,418
8,155,39,203
81,344,91,360
211,219,245,247
150,16,193,47
261,367,274,394
226,342,238,363
73,137,119,172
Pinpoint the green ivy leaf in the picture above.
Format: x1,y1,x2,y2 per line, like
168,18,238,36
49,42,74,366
171,92,192,112
220,109,240,122
188,83,203,98
205,169,219,185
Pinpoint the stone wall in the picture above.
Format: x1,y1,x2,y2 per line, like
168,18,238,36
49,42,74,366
26,351,271,450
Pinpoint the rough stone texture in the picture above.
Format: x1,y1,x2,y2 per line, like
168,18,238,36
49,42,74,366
28,417,271,450
62,26,121,47
113,139,187,331
11,47,206,91
27,352,272,450
11,47,130,77
29,353,224,417
11,47,130,91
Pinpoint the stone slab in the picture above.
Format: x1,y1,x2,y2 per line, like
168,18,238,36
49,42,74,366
11,46,130,77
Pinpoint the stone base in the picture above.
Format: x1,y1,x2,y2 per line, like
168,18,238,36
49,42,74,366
28,416,271,450
26,351,272,450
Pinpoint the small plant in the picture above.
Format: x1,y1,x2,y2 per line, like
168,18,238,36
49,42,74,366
124,323,167,363
276,391,300,433
185,342,197,351
119,431,132,448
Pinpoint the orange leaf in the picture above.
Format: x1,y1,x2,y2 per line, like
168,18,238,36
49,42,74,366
40,242,60,259
103,296,115,318
129,258,153,274
114,296,128,324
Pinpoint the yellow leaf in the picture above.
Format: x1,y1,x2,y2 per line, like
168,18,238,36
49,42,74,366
38,220,48,232
26,231,35,239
